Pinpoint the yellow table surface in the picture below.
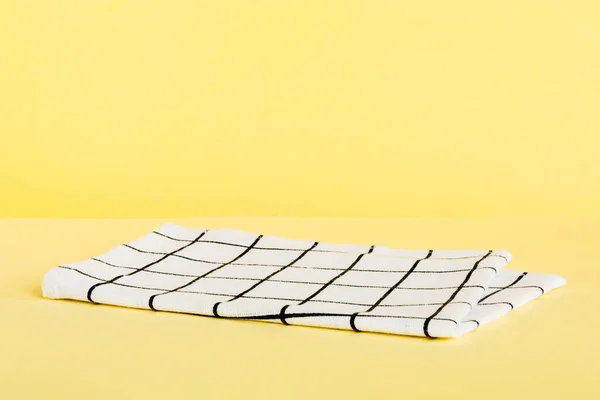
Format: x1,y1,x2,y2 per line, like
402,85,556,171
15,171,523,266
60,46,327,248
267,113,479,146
1,218,598,399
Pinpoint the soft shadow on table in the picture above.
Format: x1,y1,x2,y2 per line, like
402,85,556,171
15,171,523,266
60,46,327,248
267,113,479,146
27,279,43,298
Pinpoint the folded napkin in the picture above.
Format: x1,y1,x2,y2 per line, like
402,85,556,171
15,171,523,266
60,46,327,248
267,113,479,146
42,224,566,338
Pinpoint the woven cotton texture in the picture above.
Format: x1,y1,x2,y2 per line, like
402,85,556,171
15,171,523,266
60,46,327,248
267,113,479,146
42,224,566,338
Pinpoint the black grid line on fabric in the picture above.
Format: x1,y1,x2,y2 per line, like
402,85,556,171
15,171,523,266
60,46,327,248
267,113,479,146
231,313,460,325
477,301,515,310
122,244,165,255
61,265,488,294
488,285,544,294
422,250,493,338
120,243,501,273
91,256,498,276
148,234,355,254
60,266,482,308
90,254,496,279
59,266,463,326
85,231,207,303
87,257,489,290
349,249,433,332
147,234,263,311
212,241,319,317
153,231,202,242
149,232,511,261
278,245,376,325
478,272,527,304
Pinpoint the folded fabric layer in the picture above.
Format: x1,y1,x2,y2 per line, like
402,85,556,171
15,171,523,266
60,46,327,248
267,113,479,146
42,224,566,338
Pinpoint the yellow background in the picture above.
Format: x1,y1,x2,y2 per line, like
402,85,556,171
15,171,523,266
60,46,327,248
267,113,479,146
1,0,599,218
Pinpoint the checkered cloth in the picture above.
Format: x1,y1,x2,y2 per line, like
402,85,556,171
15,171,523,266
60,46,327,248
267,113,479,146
42,223,566,338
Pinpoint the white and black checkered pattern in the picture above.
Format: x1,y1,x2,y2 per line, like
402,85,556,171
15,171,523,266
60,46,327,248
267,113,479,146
42,224,566,338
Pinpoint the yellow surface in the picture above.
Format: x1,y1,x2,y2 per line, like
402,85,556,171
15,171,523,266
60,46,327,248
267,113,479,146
1,1,600,218
0,217,597,399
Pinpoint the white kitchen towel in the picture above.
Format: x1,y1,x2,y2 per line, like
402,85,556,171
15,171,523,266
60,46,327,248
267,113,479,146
42,223,566,338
